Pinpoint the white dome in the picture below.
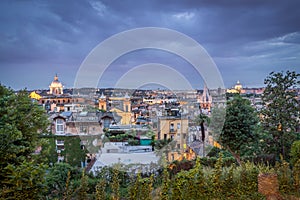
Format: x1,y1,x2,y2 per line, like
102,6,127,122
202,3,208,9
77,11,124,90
50,81,63,88
49,74,63,95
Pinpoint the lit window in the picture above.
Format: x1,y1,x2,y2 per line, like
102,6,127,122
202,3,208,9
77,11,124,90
56,119,64,134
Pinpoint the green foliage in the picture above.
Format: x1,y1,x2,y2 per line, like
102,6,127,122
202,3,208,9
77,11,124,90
206,146,232,158
111,168,120,200
155,139,172,150
290,140,300,166
256,163,276,174
0,161,47,200
166,155,266,199
45,163,76,198
193,157,206,198
223,163,235,197
61,136,86,167
139,175,154,200
237,162,260,197
276,158,293,194
30,156,300,199
77,170,89,200
0,85,49,165
212,153,224,198
160,168,170,200
127,138,140,146
45,136,60,165
261,70,300,160
95,179,106,200
170,173,184,200
128,172,154,200
293,159,300,195
42,135,87,167
128,173,140,200
220,95,259,164
0,85,49,198
63,171,72,200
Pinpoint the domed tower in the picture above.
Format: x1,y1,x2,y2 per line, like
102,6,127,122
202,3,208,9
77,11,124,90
98,92,107,111
49,74,63,95
234,80,243,93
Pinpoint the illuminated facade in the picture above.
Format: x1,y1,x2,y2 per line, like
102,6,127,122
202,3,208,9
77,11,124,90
98,93,133,125
157,108,189,162
227,80,243,93
49,74,63,95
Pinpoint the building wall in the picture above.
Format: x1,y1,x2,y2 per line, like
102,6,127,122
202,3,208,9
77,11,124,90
52,117,103,135
158,117,189,161
110,108,132,125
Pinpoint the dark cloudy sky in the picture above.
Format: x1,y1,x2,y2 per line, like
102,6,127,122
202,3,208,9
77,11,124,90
0,0,299,90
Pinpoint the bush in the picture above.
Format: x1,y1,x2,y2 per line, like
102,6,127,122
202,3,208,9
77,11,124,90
290,140,300,166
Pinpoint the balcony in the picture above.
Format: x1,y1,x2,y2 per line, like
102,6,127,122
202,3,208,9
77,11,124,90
56,140,65,146
169,129,177,134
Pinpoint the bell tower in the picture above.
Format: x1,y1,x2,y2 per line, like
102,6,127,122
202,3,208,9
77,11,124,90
123,92,131,112
98,93,107,111
198,85,212,111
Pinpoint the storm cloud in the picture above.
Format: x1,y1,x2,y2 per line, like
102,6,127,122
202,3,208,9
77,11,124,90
0,0,299,89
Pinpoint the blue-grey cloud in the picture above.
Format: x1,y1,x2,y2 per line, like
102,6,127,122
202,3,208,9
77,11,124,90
0,0,299,89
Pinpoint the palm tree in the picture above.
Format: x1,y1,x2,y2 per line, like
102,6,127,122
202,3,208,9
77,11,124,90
194,112,210,156
195,113,210,142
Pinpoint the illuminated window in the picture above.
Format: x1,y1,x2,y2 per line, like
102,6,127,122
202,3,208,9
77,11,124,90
56,119,64,134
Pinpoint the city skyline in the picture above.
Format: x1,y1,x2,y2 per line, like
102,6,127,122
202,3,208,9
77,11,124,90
0,0,299,90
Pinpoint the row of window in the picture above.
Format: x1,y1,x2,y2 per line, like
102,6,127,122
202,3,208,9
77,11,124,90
170,123,181,132
163,133,186,140
55,119,96,134
41,99,79,104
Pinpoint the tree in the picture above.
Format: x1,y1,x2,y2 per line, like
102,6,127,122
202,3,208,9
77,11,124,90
77,170,89,200
95,179,106,200
219,95,259,165
194,113,210,143
45,163,75,198
194,112,210,156
0,84,49,199
261,70,300,160
111,168,120,200
160,168,170,200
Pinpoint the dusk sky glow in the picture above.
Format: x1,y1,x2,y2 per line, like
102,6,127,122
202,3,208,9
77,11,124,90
0,0,299,90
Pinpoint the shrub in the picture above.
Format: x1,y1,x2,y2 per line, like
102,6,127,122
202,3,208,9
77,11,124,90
290,140,300,166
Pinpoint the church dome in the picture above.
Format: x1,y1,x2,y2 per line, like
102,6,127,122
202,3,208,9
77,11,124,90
234,80,242,91
49,74,63,95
